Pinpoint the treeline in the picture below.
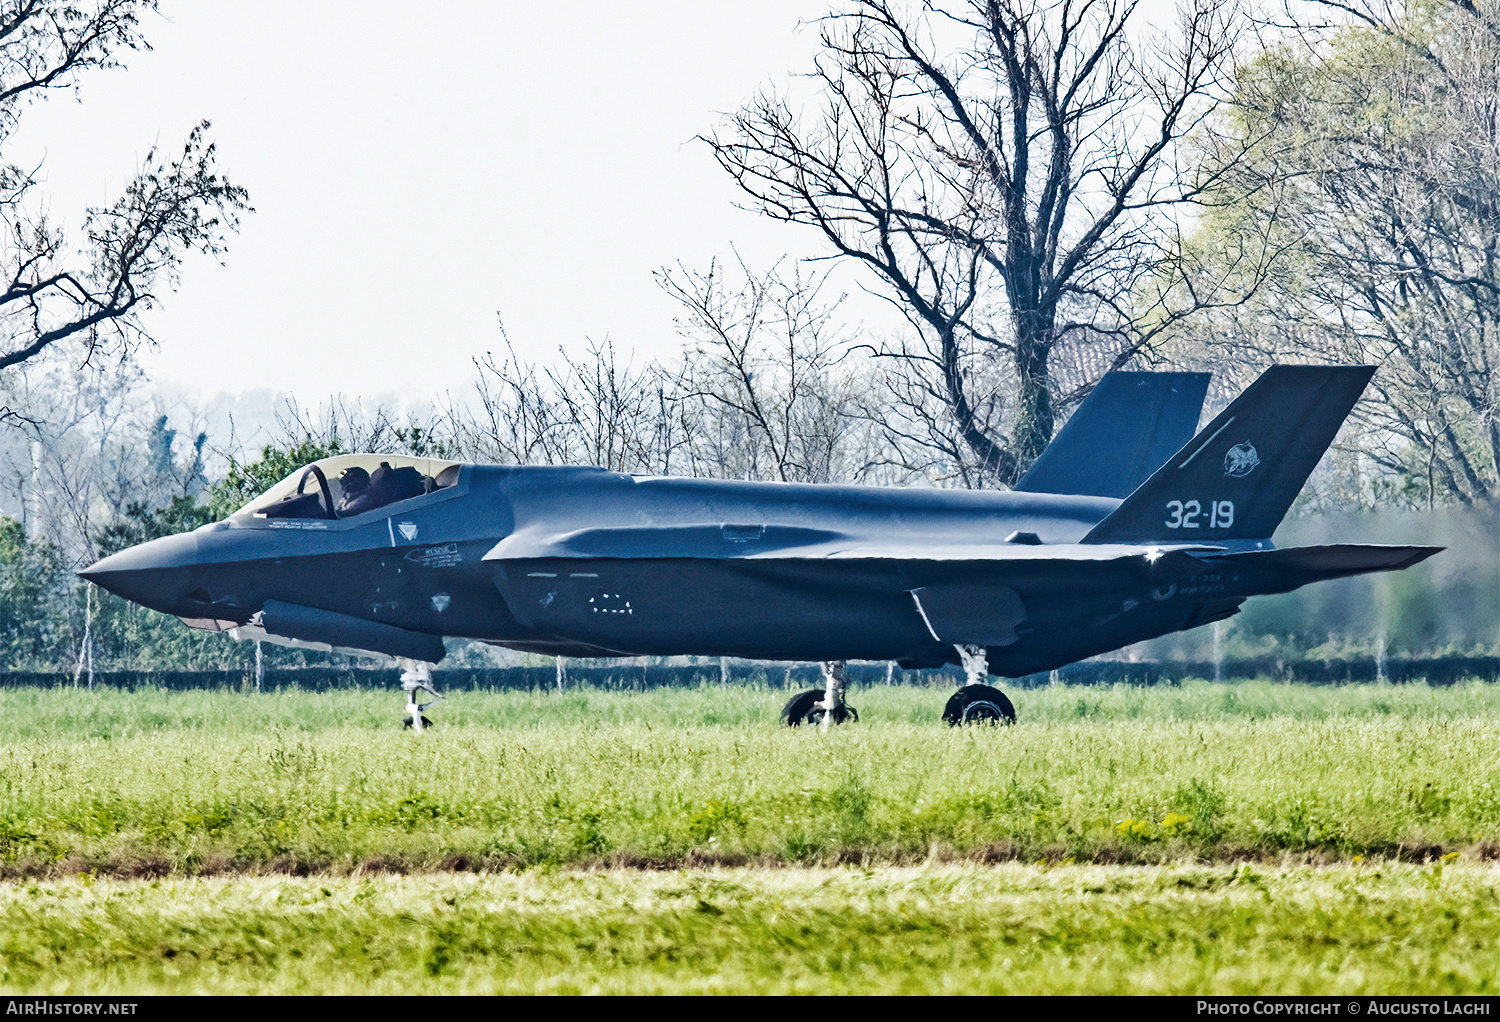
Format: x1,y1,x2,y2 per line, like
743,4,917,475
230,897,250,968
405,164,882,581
2,361,1493,675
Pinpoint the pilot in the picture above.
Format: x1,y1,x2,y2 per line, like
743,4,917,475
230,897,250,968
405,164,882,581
368,461,425,505
338,466,374,515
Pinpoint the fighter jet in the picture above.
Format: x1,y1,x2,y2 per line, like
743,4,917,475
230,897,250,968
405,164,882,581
80,365,1440,730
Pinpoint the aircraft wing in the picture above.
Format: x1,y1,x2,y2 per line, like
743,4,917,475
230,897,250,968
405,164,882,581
484,524,1221,567
485,528,1227,658
485,528,1441,654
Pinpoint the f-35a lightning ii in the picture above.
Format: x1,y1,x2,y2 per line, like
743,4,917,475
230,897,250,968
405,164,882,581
81,365,1440,730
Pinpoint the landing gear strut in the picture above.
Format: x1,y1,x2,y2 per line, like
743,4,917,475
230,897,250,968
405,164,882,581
399,660,443,732
942,644,1016,726
780,660,859,728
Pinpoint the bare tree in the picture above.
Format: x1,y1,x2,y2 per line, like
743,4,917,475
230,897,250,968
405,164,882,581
0,358,214,563
460,329,681,474
0,2,250,387
658,255,871,483
706,0,1251,485
452,264,885,485
268,396,458,461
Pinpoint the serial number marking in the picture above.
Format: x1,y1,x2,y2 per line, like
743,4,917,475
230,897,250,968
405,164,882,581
1164,499,1234,530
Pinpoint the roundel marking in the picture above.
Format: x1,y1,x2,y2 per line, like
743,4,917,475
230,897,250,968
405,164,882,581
1224,442,1260,478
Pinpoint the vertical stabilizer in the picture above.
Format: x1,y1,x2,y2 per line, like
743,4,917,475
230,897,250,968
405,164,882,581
1014,371,1210,499
1082,365,1374,544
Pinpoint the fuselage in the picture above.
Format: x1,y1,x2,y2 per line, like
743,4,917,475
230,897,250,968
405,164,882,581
81,461,1269,675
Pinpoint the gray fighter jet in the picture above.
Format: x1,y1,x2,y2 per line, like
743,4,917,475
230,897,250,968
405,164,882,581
80,365,1440,729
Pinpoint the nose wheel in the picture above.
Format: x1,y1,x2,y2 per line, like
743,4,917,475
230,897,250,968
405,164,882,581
781,689,861,726
399,660,443,732
781,661,859,728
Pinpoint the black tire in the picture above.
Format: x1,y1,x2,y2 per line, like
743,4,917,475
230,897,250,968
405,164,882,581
781,689,823,726
962,700,1006,724
809,703,859,726
781,690,859,727
942,684,1016,726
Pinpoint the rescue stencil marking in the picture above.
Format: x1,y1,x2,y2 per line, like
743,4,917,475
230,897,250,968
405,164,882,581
405,543,462,568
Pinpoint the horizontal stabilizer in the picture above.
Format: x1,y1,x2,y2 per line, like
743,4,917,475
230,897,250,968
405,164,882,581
1084,365,1375,543
1193,544,1442,593
1015,371,1209,498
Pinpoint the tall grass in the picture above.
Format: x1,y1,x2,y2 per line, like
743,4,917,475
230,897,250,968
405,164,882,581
0,679,1496,874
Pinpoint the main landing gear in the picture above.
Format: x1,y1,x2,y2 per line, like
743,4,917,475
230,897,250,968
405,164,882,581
941,644,1016,726
781,660,860,728
780,651,1016,727
399,660,444,732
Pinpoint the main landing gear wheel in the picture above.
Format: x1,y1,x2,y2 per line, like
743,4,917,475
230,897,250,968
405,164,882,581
780,689,859,727
942,684,1016,727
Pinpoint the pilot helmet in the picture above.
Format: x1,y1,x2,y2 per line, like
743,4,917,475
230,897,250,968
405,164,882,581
340,466,370,493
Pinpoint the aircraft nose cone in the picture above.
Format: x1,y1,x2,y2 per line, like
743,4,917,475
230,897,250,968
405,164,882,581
79,531,202,615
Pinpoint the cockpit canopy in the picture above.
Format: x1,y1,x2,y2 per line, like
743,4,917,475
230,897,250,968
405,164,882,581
233,454,462,521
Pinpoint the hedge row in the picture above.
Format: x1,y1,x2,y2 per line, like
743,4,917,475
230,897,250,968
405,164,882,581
2,655,1497,692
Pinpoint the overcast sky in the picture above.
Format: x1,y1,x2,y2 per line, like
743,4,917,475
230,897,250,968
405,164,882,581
10,1,851,410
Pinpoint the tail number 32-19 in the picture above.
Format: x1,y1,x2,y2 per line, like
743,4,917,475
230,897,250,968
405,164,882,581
1164,500,1234,530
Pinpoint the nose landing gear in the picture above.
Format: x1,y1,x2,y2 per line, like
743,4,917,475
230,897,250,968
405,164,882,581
399,660,443,732
781,661,860,728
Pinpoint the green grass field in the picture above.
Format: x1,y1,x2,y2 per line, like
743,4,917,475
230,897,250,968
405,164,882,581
5,863,1499,994
1,678,1497,993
